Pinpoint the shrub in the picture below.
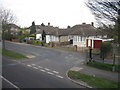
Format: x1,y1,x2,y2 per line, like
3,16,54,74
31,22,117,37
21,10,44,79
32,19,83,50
38,41,43,44
33,40,38,44
100,41,112,58
33,40,43,45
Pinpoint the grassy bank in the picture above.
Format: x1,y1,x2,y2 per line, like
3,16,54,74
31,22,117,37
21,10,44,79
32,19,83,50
2,48,27,59
86,61,120,72
68,70,119,88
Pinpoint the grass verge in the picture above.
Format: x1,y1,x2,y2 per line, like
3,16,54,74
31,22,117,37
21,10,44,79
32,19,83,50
68,70,119,88
2,48,27,59
86,61,120,72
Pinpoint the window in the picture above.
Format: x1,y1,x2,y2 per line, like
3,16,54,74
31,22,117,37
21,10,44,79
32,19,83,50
74,36,76,41
82,37,85,41
76,36,78,42
81,36,82,41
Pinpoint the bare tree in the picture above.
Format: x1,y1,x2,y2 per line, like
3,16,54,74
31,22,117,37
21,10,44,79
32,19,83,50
86,0,120,26
0,8,17,48
86,1,120,44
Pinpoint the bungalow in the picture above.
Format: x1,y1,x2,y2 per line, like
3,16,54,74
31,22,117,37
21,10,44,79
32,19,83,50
58,29,70,43
7,24,20,35
69,23,107,48
36,24,59,43
36,22,107,48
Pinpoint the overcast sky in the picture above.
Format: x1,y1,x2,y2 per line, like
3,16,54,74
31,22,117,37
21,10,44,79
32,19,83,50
0,0,97,28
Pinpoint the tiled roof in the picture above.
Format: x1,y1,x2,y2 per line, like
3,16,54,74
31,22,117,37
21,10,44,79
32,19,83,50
69,24,106,36
36,25,59,35
36,24,106,36
58,29,70,36
8,24,20,29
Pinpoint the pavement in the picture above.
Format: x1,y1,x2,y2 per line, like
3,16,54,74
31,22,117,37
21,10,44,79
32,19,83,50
68,63,119,88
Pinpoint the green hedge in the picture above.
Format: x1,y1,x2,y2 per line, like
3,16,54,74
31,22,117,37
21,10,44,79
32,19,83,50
33,40,43,45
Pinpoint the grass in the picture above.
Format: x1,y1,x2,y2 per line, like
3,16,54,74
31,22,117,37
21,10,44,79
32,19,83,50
68,70,119,88
2,48,27,59
86,61,120,72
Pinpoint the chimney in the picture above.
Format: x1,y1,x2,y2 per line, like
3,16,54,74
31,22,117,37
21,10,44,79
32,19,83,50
91,22,94,26
82,22,86,24
48,22,50,26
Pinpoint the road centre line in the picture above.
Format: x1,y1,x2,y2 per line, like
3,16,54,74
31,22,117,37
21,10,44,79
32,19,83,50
33,67,38,69
40,69,46,72
0,75,20,89
44,68,50,71
27,65,32,67
53,71,59,74
47,72,54,75
56,75,63,79
31,64,36,66
38,66,43,68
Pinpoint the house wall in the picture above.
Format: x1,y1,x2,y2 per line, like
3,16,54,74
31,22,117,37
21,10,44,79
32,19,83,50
36,34,42,40
73,35,105,47
68,35,74,41
59,36,68,42
46,35,59,43
73,35,86,47
46,35,50,43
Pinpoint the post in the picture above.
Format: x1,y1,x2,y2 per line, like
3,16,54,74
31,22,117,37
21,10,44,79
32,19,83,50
112,53,115,72
74,45,77,52
89,46,92,62
86,49,89,64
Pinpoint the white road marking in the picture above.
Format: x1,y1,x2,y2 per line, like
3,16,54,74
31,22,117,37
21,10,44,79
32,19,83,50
44,68,50,71
26,55,36,59
53,71,59,74
31,64,36,66
27,65,32,67
33,67,38,69
40,69,46,72
47,72,54,75
56,75,63,79
0,75,20,89
38,66,43,68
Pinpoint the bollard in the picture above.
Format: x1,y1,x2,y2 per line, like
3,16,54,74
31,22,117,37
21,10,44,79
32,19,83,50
89,46,92,62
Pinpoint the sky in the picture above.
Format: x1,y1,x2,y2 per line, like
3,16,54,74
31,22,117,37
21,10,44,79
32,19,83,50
0,0,97,28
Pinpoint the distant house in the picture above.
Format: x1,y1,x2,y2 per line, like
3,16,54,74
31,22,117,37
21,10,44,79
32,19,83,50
69,23,107,48
8,24,20,35
36,24,59,43
58,29,70,43
36,22,108,48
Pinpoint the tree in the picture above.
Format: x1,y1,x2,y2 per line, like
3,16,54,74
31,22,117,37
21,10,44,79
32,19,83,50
42,30,46,42
41,23,45,26
86,1,120,44
0,8,16,48
86,1,120,25
30,21,36,34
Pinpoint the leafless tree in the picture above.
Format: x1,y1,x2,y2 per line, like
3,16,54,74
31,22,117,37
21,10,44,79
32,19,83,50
0,8,17,48
86,0,120,26
86,0,120,44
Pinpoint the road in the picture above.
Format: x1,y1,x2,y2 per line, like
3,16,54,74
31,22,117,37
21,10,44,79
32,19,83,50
2,41,89,88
